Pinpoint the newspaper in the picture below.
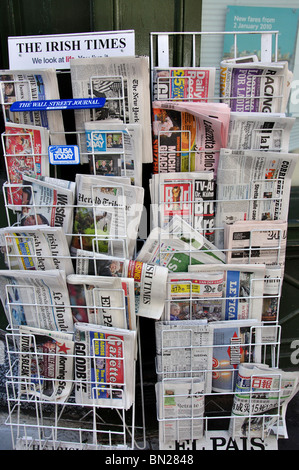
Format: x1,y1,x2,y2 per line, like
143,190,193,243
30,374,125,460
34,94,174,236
74,322,136,409
2,122,50,205
0,68,65,144
0,225,74,276
137,215,225,272
71,174,144,259
227,112,295,152
187,263,265,322
150,171,215,242
75,251,168,320
70,56,152,164
215,149,298,249
84,121,142,187
152,101,227,176
152,67,216,102
0,269,74,332
261,266,283,342
211,319,262,393
67,273,136,330
229,363,299,439
220,60,293,113
18,324,74,402
155,320,213,393
156,378,205,448
224,220,287,270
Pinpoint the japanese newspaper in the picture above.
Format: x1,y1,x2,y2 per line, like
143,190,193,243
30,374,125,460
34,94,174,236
0,68,65,144
229,363,299,439
74,322,136,409
0,269,74,332
75,251,168,320
18,324,74,402
215,149,298,249
70,56,152,164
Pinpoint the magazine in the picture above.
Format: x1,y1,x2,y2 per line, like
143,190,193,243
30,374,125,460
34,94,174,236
155,320,213,393
74,322,136,409
137,216,225,272
75,251,168,320
152,101,226,175
18,324,74,402
0,269,74,332
187,263,265,322
215,149,298,248
70,56,152,164
224,220,288,270
84,121,142,187
152,67,216,101
67,273,136,330
0,68,65,144
220,60,293,113
0,225,74,276
229,363,299,439
71,174,144,259
227,112,295,152
150,171,215,242
2,122,50,205
211,320,262,393
156,378,205,448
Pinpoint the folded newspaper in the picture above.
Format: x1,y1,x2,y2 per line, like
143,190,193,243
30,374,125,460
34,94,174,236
211,319,262,393
67,273,136,330
220,60,293,113
156,378,205,449
75,251,168,320
215,149,298,248
70,56,152,164
84,121,142,187
150,171,215,242
137,215,225,272
0,68,65,144
229,363,299,439
155,320,213,393
2,122,50,205
71,174,144,259
152,67,216,102
74,322,136,409
18,324,74,402
0,225,74,276
0,269,74,332
186,263,265,322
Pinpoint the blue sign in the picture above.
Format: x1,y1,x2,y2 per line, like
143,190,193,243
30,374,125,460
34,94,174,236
10,97,106,112
48,145,80,165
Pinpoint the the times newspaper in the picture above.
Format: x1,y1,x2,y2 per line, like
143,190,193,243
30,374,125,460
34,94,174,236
70,56,152,164
229,363,299,440
71,174,144,259
74,322,136,410
18,324,74,402
152,67,216,102
0,68,65,144
0,269,74,332
84,120,143,187
215,149,298,248
220,60,293,114
0,225,74,276
75,251,168,320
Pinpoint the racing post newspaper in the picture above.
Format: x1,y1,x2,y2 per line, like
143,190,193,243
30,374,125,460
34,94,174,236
18,324,74,402
220,60,293,114
0,269,74,332
70,56,152,164
74,251,168,320
0,68,65,144
229,363,299,440
74,322,136,410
